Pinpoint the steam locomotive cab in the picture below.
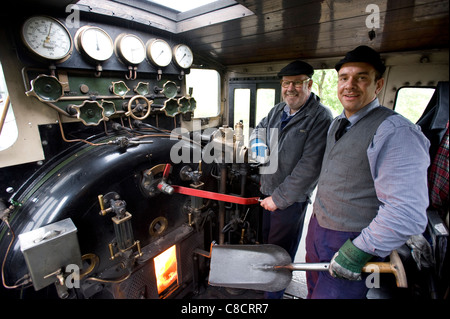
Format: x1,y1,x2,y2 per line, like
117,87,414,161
0,0,448,302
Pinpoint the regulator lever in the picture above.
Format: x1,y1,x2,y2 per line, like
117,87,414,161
157,164,260,205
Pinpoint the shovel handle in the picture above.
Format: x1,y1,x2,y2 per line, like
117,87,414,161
275,263,329,271
277,250,407,288
361,250,408,288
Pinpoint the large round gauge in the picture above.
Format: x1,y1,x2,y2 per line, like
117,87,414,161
75,26,114,62
146,39,172,68
173,44,193,69
21,16,73,62
114,33,146,65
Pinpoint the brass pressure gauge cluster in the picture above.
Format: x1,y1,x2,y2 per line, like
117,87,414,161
21,16,194,70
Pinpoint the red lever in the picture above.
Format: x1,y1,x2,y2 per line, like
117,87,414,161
158,163,260,205
162,163,172,179
171,185,260,205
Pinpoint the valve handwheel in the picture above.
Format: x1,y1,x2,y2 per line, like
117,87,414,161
126,95,152,120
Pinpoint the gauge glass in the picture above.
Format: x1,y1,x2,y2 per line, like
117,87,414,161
115,34,146,65
146,39,172,67
22,16,73,62
173,44,193,69
76,26,113,62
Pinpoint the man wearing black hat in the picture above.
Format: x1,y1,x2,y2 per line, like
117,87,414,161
250,60,332,298
305,46,431,298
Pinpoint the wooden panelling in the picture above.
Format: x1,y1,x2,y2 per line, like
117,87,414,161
180,0,449,66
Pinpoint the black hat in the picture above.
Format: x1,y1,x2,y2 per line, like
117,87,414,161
335,45,386,75
278,60,314,78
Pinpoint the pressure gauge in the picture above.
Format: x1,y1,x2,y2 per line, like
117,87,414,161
114,33,146,65
21,16,73,62
146,39,172,68
173,44,193,69
75,26,113,62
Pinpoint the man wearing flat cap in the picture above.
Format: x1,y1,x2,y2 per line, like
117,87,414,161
250,60,332,298
305,45,431,298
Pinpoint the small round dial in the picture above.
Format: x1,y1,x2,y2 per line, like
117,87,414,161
75,26,113,62
115,33,146,65
21,16,73,62
146,39,172,68
173,44,193,69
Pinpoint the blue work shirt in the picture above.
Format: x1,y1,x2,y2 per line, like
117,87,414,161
332,98,430,257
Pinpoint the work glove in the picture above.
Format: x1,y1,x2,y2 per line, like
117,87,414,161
329,239,373,281
250,138,269,164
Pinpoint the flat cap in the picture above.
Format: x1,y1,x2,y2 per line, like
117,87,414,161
277,60,314,78
335,45,386,75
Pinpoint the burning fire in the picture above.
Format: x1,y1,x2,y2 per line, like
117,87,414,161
154,245,178,294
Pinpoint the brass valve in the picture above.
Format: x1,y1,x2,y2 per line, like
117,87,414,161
97,192,142,260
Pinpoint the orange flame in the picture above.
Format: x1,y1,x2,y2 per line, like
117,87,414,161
154,245,178,294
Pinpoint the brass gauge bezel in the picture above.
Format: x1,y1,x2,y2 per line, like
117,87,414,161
146,38,173,68
114,33,146,65
74,26,114,62
172,44,193,69
21,15,73,63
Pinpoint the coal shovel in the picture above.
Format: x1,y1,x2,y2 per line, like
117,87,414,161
208,244,407,292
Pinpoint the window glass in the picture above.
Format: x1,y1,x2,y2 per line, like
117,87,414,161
147,0,218,12
233,88,251,143
255,88,275,125
311,69,342,117
186,68,220,118
394,87,435,123
0,62,18,152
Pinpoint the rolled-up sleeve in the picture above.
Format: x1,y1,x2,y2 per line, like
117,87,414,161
353,115,430,257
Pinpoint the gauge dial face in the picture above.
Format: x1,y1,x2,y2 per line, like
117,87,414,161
21,16,73,62
75,26,113,62
146,39,172,67
115,33,146,65
173,44,193,69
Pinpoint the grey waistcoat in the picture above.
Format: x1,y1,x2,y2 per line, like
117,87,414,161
314,106,395,232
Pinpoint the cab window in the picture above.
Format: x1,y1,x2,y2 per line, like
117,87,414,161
394,87,435,123
0,62,18,152
186,68,221,118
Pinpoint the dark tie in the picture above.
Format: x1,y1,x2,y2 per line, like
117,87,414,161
335,118,350,141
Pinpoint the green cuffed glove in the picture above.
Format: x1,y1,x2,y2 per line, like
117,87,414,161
329,239,373,281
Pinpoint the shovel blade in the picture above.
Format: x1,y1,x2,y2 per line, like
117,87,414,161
208,244,293,292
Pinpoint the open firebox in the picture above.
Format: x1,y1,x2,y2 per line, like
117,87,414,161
155,245,177,295
110,224,205,299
